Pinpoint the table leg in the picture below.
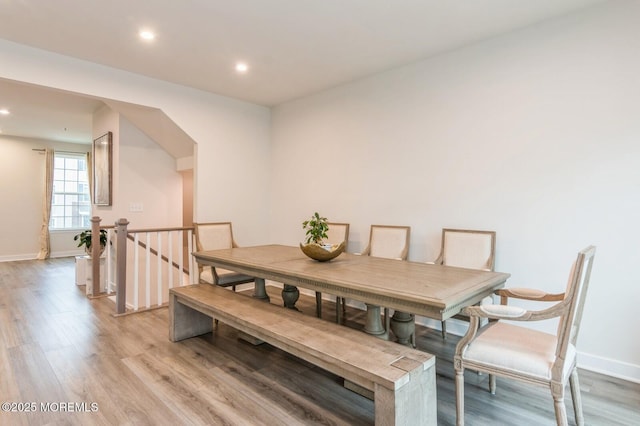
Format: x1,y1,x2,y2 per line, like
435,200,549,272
315,292,322,318
390,311,416,347
364,304,388,338
252,278,270,302
282,284,300,310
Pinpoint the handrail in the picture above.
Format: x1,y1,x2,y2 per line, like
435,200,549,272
89,217,195,315
126,233,190,274
128,226,194,233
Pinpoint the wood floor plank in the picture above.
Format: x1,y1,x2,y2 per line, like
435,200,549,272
6,342,77,426
1,258,639,426
44,345,127,426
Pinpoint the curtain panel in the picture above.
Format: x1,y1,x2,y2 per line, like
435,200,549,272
37,148,54,260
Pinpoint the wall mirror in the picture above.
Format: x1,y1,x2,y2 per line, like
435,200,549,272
93,131,112,206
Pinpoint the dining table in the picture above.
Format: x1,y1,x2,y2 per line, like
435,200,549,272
192,244,510,345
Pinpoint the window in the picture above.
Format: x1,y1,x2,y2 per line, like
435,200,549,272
50,153,91,230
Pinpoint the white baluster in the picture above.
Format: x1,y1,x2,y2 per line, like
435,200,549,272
145,232,151,309
133,233,140,310
157,232,163,305
178,230,185,286
188,229,195,284
168,231,174,290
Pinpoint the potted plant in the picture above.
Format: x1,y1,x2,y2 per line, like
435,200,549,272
74,229,108,256
302,212,329,245
300,212,345,261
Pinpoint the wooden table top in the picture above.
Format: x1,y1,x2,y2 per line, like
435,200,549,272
193,244,510,321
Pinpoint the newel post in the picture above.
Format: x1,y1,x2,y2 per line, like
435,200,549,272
115,218,130,314
89,216,101,297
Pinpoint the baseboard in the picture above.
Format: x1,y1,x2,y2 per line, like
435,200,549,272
51,250,84,258
0,251,83,262
0,253,38,262
577,352,640,384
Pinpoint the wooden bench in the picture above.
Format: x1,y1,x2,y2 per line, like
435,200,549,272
169,284,436,426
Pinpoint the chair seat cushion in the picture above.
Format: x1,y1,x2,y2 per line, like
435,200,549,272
200,268,255,286
462,322,576,382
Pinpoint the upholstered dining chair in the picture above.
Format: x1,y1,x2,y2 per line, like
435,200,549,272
430,228,496,338
454,245,596,426
346,225,411,343
314,222,350,318
193,222,256,291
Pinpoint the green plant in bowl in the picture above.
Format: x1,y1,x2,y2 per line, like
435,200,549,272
302,212,329,244
301,213,345,261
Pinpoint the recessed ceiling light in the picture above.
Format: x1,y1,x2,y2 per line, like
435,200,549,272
139,30,155,41
235,62,249,73
0,108,9,115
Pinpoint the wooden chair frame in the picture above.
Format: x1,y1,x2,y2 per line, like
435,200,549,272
454,246,596,426
432,228,496,338
345,225,411,343
315,222,350,318
193,222,255,290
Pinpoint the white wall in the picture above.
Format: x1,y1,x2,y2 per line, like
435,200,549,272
270,1,640,381
0,39,272,246
0,136,90,260
1,0,638,382
91,106,183,229
117,117,183,228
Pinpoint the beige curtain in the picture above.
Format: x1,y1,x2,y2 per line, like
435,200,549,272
37,148,54,260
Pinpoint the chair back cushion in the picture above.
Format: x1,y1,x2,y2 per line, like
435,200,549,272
195,222,234,251
326,223,350,247
442,229,496,271
368,225,410,260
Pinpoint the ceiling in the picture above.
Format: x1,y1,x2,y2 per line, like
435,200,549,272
0,0,605,144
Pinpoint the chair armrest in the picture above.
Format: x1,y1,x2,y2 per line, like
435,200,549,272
496,288,564,303
464,304,528,320
463,300,569,322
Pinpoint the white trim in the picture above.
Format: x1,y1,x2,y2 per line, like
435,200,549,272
0,253,38,262
577,352,640,384
0,251,84,262
51,250,85,258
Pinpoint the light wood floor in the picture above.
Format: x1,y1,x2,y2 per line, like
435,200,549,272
1,258,638,425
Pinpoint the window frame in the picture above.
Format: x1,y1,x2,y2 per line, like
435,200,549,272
49,152,91,231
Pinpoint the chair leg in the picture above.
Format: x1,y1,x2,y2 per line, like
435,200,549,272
315,291,322,318
441,320,447,339
569,369,584,426
455,368,465,426
552,382,569,426
489,374,496,394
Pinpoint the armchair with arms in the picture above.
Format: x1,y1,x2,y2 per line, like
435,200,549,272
454,245,596,426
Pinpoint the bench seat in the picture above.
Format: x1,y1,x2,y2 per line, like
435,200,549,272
169,284,436,426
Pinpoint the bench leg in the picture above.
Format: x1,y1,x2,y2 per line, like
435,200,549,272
374,362,437,426
169,293,214,342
